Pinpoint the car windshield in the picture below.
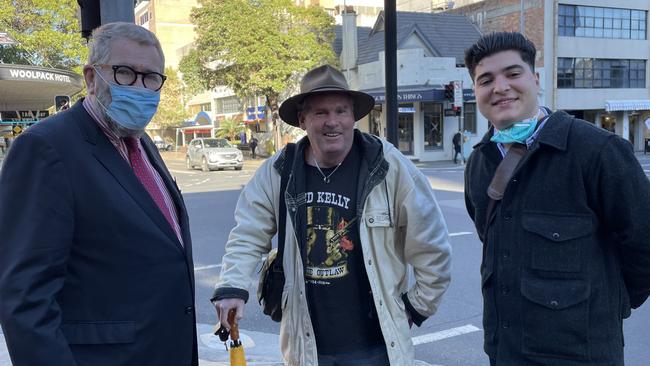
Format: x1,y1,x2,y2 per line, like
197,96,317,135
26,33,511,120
202,139,231,148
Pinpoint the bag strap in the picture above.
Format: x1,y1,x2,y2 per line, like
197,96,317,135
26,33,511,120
484,143,526,237
275,143,296,271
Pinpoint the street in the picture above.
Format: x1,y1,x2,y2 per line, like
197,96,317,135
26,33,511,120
166,151,650,366
1,151,650,365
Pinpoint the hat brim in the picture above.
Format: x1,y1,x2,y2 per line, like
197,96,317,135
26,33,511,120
278,89,376,127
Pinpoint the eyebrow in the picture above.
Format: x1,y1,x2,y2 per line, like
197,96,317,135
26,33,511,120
476,64,525,82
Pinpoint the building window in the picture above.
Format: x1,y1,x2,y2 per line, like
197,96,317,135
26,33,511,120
422,102,443,150
557,57,646,88
200,102,211,112
216,96,242,114
139,12,150,25
463,103,476,134
559,5,647,40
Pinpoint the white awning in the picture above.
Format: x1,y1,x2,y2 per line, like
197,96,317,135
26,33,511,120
605,100,650,112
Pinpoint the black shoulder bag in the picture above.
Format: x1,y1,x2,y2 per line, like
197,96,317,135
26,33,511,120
257,143,296,322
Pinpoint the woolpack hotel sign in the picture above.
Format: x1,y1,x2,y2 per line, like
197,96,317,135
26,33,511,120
1,67,75,84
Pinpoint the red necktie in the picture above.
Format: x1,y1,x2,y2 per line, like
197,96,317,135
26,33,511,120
124,137,175,231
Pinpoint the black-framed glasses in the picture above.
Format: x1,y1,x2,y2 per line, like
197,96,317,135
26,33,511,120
94,64,167,91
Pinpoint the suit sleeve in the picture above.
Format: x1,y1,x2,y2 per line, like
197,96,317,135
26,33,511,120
399,166,452,326
595,136,650,309
0,132,77,364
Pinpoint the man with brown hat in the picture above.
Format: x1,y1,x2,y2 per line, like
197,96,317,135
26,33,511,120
211,65,452,365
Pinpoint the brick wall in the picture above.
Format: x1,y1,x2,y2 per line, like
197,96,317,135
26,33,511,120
448,0,546,68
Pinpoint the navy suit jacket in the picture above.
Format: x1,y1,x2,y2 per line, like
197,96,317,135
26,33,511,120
0,101,198,365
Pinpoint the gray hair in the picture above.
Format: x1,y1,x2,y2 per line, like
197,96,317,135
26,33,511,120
88,22,164,68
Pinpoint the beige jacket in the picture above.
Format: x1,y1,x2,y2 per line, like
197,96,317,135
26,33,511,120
216,132,452,365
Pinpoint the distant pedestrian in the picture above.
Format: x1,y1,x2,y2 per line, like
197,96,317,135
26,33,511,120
452,130,464,164
249,136,258,159
464,31,650,366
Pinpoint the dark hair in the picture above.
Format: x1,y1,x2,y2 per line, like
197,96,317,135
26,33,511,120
464,32,536,80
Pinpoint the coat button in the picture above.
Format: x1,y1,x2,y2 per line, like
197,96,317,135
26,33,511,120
550,300,559,307
390,341,395,347
185,306,194,315
369,218,375,223
552,232,560,240
501,286,509,295
502,250,510,259
501,321,509,329
368,259,372,265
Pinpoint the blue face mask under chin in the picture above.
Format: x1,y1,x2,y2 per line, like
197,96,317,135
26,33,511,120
94,69,160,131
490,109,542,144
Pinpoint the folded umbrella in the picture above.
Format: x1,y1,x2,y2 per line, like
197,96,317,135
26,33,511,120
228,309,246,366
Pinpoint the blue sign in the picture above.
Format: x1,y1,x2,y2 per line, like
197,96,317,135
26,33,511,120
367,88,475,104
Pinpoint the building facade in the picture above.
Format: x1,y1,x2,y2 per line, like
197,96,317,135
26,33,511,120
336,10,495,161
449,0,650,151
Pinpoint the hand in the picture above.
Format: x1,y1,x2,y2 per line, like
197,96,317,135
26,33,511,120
213,298,245,330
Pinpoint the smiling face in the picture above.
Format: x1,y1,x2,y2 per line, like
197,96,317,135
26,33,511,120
299,93,355,167
472,50,540,130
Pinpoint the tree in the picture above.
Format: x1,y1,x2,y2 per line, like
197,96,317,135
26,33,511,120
150,67,191,129
0,0,87,72
180,0,336,147
215,118,245,142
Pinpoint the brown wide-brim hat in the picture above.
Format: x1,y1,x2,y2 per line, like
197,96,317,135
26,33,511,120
279,65,376,127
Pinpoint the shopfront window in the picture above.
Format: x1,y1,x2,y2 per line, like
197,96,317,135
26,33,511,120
463,103,477,134
423,102,443,150
398,103,414,155
369,107,382,137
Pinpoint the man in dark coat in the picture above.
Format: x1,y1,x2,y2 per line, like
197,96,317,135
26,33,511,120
463,32,650,366
452,130,464,164
0,22,197,365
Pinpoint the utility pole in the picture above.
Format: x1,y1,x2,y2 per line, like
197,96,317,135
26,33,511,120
384,0,398,147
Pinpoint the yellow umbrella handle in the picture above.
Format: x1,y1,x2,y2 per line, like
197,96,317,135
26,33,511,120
228,309,240,341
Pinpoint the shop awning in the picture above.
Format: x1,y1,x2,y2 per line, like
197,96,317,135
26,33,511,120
363,85,475,104
605,100,650,112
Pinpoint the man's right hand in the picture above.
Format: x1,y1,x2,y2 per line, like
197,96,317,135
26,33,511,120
213,298,245,330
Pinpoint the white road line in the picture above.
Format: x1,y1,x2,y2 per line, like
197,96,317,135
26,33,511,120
194,264,222,271
412,324,481,346
169,169,197,175
449,231,473,237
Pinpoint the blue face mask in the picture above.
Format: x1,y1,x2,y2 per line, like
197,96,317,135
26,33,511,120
490,110,541,144
95,69,160,131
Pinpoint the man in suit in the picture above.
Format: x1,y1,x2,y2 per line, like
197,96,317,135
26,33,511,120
0,22,197,365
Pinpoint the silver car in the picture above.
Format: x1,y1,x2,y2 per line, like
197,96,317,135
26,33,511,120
186,138,243,172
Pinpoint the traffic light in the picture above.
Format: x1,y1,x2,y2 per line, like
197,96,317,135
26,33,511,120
444,82,454,101
77,0,101,40
55,95,71,112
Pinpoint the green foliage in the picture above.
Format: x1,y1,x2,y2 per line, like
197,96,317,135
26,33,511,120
151,67,191,128
215,118,245,141
181,0,336,118
0,0,87,73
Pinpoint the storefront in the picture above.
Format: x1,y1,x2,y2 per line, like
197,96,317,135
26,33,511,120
362,86,477,162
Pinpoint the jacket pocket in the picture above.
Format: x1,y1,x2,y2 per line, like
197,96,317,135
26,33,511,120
521,278,589,359
522,213,593,272
61,321,136,345
365,211,391,227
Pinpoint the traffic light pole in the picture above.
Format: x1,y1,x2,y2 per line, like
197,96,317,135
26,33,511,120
384,0,398,147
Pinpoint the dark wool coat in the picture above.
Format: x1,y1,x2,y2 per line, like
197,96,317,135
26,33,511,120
464,110,650,365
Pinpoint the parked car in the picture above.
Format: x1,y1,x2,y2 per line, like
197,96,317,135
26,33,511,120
152,136,173,151
186,137,243,172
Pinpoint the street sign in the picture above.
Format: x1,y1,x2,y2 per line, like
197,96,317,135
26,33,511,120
12,125,22,135
453,80,463,108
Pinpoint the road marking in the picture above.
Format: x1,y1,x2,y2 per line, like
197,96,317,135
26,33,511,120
412,324,481,346
169,169,197,175
449,231,473,237
194,264,222,271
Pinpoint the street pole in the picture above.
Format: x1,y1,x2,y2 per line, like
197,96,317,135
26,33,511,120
384,0,398,147
520,0,525,34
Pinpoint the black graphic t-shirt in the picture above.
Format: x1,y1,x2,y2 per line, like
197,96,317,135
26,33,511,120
302,145,384,354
